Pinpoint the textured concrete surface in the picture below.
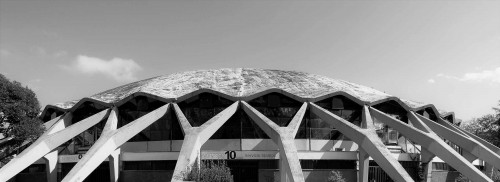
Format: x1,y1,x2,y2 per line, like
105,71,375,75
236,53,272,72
47,68,451,119
171,102,239,182
242,101,307,182
62,105,169,182
6,69,499,182
370,107,492,182
310,104,413,182
0,110,109,182
416,113,500,169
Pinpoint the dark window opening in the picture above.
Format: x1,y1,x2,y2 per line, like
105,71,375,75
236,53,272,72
118,96,167,127
71,102,107,124
369,161,420,181
210,109,271,139
432,162,456,171
248,92,302,127
116,96,183,142
178,93,233,127
373,101,409,145
70,102,108,154
300,160,356,169
60,162,110,182
314,95,362,125
224,160,278,182
417,108,438,122
295,110,349,140
127,107,184,142
41,108,65,122
72,117,107,153
444,115,454,123
372,101,408,123
241,110,270,139
123,160,177,171
19,164,45,173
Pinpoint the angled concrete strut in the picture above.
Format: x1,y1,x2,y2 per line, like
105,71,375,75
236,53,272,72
62,104,170,182
436,117,500,156
0,109,110,182
406,112,436,182
414,113,500,169
309,103,413,182
241,101,307,182
171,101,239,182
369,107,492,182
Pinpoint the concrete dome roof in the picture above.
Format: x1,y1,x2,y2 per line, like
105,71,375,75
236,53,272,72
46,68,453,117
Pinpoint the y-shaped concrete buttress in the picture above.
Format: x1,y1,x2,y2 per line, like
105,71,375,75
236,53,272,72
171,102,239,182
62,105,170,182
0,109,110,182
109,148,120,182
242,101,307,182
369,107,492,182
434,116,500,157
43,150,58,182
358,149,370,182
310,104,413,182
406,112,437,182
414,113,500,169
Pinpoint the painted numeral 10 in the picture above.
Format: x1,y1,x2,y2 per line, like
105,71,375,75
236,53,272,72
224,151,236,159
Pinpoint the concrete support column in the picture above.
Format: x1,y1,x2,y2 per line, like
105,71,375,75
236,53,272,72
358,149,369,182
421,161,432,182
172,135,202,181
415,114,500,169
278,135,303,182
43,150,58,182
310,103,414,182
0,110,109,182
109,148,120,182
171,102,239,182
280,156,288,182
421,149,434,182
242,101,307,182
370,107,492,182
62,105,170,182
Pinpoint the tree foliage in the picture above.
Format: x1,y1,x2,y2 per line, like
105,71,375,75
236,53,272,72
0,74,45,144
184,160,234,182
460,101,500,180
461,101,500,146
327,170,346,182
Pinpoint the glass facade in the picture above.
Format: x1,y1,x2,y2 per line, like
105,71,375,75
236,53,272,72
296,96,362,140
40,108,65,122
118,96,183,142
210,109,270,139
248,93,302,127
373,101,408,145
300,160,356,169
178,93,234,127
69,102,108,154
123,161,177,171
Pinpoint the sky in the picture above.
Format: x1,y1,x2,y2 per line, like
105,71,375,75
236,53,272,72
0,1,499,121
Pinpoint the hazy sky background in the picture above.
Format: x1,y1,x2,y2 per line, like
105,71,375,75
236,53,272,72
1,1,499,121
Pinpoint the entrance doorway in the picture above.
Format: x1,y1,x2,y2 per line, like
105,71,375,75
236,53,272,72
60,162,110,182
227,160,259,182
225,160,279,182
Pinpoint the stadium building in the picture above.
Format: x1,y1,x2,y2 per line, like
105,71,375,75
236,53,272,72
1,68,499,182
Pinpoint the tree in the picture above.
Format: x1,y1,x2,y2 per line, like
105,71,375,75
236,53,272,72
0,74,45,166
460,101,500,180
184,160,234,182
461,101,500,146
327,170,346,182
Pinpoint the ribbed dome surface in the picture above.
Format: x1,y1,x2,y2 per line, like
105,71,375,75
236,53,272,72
48,68,450,116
